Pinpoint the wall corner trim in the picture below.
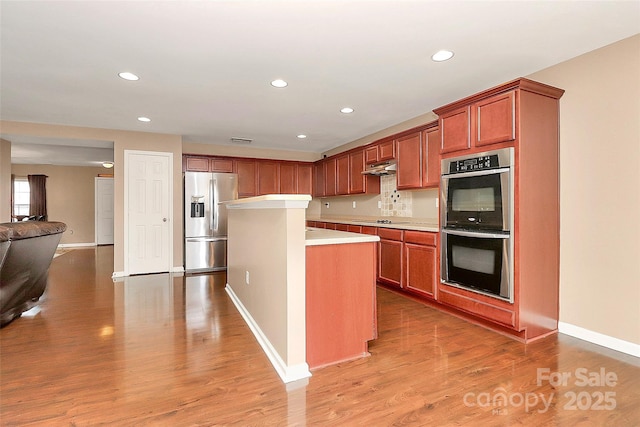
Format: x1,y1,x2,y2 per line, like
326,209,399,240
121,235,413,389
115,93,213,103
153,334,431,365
558,322,640,358
225,283,312,383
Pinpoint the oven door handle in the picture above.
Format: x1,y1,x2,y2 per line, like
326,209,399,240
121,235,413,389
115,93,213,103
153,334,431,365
441,166,510,179
442,229,510,239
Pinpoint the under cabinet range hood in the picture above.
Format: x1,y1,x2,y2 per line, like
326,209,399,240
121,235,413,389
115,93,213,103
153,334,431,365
361,161,396,176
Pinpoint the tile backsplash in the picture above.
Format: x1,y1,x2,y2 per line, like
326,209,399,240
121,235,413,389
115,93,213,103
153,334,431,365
381,175,412,217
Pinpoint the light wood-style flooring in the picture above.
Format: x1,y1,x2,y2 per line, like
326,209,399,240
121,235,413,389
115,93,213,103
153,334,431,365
1,246,639,426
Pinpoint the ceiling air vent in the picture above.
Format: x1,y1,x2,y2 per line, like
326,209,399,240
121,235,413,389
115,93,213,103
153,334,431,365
230,137,253,144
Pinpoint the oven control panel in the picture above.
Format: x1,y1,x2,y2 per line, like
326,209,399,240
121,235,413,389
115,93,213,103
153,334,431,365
448,154,500,174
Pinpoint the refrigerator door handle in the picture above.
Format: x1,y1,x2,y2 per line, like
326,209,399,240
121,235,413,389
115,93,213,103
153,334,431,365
210,178,218,232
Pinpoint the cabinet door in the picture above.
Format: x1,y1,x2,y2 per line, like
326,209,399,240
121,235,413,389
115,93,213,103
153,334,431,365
297,163,313,195
324,158,337,196
379,140,395,161
336,155,350,195
404,243,436,298
280,162,297,194
210,158,233,173
313,161,326,197
476,91,516,147
396,131,422,190
440,106,470,154
364,145,379,164
348,150,366,194
257,161,280,195
185,156,209,172
234,159,257,198
378,239,403,288
423,126,441,188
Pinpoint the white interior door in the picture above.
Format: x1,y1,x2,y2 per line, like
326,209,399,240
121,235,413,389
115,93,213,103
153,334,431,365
125,150,172,275
95,177,114,245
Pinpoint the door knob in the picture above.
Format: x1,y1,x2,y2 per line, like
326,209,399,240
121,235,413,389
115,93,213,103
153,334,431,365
163,218,168,222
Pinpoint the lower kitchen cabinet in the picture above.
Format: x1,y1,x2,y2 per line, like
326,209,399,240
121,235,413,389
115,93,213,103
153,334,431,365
403,230,437,299
377,228,403,288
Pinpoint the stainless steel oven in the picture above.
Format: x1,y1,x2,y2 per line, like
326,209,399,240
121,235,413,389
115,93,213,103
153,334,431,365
441,147,514,232
441,229,513,302
440,148,514,302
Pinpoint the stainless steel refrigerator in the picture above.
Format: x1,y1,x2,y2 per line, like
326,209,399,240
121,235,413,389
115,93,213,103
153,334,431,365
184,172,238,272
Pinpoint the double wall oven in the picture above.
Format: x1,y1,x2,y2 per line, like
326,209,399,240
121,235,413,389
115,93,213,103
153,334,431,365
440,148,514,302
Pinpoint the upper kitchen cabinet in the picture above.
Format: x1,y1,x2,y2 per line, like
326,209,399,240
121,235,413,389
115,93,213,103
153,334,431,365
395,131,423,190
297,163,313,195
313,161,326,197
349,149,380,195
234,159,257,198
279,162,297,194
324,157,337,197
364,145,379,164
438,106,471,154
184,156,209,172
335,154,350,195
422,122,440,188
257,160,280,195
476,91,516,147
434,78,564,156
378,139,395,161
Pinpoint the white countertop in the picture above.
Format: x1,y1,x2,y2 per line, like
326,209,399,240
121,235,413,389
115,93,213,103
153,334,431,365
305,227,380,246
226,194,312,209
306,216,439,233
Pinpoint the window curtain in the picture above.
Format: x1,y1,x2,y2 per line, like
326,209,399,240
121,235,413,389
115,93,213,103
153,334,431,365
28,174,48,220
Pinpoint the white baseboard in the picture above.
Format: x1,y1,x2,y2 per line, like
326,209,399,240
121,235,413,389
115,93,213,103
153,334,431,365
58,243,97,248
172,266,185,274
112,271,126,279
559,322,640,358
225,284,312,384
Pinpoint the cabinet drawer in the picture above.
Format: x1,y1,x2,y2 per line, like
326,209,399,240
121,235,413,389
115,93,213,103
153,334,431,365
335,223,349,232
361,226,377,236
377,227,403,241
404,230,437,246
438,287,515,328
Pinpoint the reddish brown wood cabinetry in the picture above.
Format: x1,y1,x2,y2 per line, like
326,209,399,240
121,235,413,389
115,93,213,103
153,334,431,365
403,231,437,299
210,158,234,173
378,140,395,161
279,162,296,194
324,158,337,197
439,106,471,154
184,156,210,172
297,163,313,195
396,131,422,190
257,161,280,195
377,228,403,288
336,155,350,195
348,150,365,194
433,77,565,342
364,145,379,164
476,91,516,147
423,125,441,187
234,159,257,198
313,161,326,197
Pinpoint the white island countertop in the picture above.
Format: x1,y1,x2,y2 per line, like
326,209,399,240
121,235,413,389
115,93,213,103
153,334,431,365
306,227,380,246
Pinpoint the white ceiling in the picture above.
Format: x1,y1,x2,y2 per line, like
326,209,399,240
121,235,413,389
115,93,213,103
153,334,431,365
1,1,639,166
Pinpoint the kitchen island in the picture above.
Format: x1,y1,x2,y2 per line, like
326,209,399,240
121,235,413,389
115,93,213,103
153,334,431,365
225,195,379,383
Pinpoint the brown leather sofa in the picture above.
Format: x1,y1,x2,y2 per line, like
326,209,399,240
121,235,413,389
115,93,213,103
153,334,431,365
0,221,66,327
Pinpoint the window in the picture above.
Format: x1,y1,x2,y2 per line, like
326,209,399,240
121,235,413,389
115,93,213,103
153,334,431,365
13,178,30,216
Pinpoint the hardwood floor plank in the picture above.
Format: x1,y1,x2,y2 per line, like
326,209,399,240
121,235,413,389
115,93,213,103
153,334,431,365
1,246,638,425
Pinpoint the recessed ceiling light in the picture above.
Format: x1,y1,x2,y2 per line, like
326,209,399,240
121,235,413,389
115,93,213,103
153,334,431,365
118,72,139,81
271,79,288,88
431,50,454,62
137,117,151,122
297,134,307,139
340,107,354,114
